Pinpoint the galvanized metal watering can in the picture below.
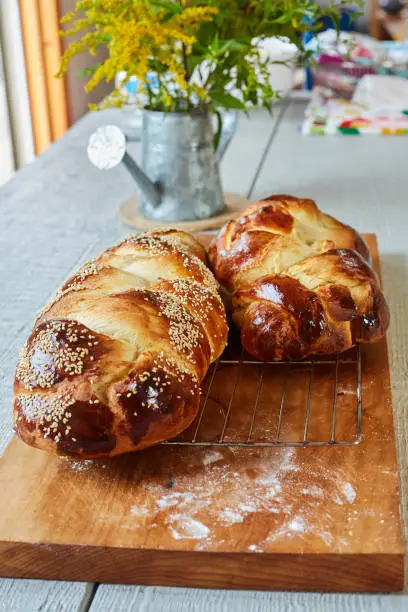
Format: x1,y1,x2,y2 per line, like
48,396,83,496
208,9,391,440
87,109,237,222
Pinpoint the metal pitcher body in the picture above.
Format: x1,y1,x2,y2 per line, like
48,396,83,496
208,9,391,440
140,109,225,222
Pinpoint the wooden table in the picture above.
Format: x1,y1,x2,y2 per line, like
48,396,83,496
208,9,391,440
0,99,407,610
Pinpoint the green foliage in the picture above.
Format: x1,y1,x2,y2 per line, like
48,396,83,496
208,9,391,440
58,0,360,114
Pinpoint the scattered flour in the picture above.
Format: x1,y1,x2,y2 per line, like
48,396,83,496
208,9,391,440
202,450,224,466
169,516,210,540
288,518,305,533
342,482,356,504
219,508,244,525
126,447,356,552
256,473,282,501
67,459,95,472
319,531,334,546
333,493,344,505
302,485,324,498
156,492,193,510
130,505,150,517
333,482,356,505
238,502,258,513
158,448,297,542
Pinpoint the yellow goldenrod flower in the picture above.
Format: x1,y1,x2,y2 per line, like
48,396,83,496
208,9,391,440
57,0,346,113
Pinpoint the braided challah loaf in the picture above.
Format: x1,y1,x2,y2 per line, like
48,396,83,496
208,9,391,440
14,230,227,458
209,195,389,361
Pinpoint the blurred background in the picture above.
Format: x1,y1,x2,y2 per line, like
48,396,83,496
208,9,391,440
0,0,407,186
0,0,111,186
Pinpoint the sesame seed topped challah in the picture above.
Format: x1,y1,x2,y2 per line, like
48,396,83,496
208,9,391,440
14,230,227,458
208,195,389,361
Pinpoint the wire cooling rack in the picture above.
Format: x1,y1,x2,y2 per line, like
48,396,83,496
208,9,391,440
163,338,362,448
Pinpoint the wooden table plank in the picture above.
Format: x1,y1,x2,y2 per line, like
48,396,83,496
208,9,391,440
221,107,283,198
250,100,408,246
0,580,93,612
89,586,408,612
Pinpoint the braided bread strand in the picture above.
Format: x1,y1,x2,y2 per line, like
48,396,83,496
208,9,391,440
14,230,227,457
209,195,389,361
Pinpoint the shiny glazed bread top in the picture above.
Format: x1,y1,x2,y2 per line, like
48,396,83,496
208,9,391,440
209,195,389,360
14,230,228,458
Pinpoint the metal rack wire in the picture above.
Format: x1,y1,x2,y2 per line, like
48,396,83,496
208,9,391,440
163,343,362,448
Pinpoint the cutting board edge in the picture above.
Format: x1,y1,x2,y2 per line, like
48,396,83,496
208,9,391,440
0,540,404,592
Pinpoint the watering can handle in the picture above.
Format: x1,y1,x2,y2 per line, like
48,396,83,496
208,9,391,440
215,110,238,164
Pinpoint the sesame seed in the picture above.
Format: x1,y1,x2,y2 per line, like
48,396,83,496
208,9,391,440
18,391,76,443
15,320,92,390
15,229,221,450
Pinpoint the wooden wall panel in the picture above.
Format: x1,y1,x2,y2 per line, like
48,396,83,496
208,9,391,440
19,0,68,154
19,0,51,154
38,0,68,140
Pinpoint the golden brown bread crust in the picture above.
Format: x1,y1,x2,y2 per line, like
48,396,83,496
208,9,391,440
209,195,389,361
208,194,371,292
14,230,227,457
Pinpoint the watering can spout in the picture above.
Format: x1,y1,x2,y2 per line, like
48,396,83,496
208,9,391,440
87,125,161,209
121,151,162,209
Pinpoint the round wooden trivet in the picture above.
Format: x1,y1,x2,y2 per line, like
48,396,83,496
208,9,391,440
119,192,249,232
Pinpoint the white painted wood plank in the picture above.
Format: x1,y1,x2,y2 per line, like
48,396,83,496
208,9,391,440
220,108,281,198
0,580,93,612
90,585,408,611
250,100,408,252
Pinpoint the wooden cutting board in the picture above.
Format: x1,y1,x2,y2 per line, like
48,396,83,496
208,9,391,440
0,234,403,592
